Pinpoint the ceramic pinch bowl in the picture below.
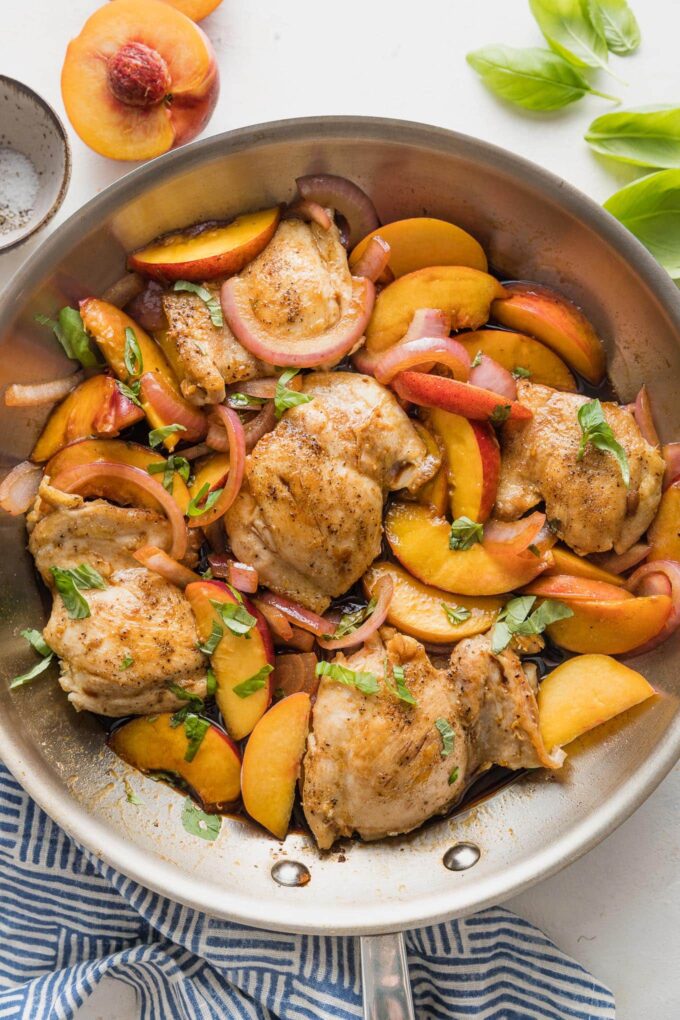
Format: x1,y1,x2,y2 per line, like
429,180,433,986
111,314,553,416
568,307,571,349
0,76,71,254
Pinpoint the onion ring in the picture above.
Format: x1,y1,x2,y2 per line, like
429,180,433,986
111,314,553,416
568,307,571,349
133,545,200,588
188,406,245,528
317,576,393,650
374,336,471,385
0,461,42,515
626,559,680,655
295,174,379,247
257,590,335,636
469,354,517,400
5,372,84,408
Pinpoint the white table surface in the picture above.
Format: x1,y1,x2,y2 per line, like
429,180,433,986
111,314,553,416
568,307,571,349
2,1,679,1017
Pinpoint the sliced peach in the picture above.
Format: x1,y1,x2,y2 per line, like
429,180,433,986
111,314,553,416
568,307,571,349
426,408,500,522
546,595,672,654
46,438,191,513
30,374,143,463
393,371,532,423
459,329,577,391
128,207,281,282
647,482,680,562
523,574,632,602
538,654,655,750
241,692,311,840
491,283,606,385
350,218,487,278
186,580,274,741
109,712,240,811
385,502,551,596
80,298,203,450
62,0,219,161
365,267,506,355
544,547,626,586
189,453,229,500
364,561,502,643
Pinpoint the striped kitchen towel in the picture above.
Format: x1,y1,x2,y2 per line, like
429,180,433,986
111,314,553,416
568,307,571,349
0,763,615,1020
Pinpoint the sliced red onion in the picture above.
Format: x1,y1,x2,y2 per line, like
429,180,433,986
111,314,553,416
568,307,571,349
484,512,546,555
596,543,650,575
254,597,294,642
187,406,245,529
133,545,200,588
374,336,471,385
180,443,211,461
203,520,227,554
52,461,187,560
634,572,672,598
206,420,229,452
469,354,517,401
295,174,379,248
257,590,335,636
626,559,680,654
5,371,85,408
403,308,452,341
125,280,167,332
284,625,317,651
226,560,259,594
282,199,332,231
226,378,279,399
317,576,393,650
662,443,680,489
0,461,42,516
351,236,391,283
101,273,144,309
139,373,207,442
351,347,381,376
243,402,277,452
633,385,660,447
273,652,319,697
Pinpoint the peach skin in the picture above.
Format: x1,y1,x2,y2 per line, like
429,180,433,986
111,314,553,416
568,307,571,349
426,407,500,522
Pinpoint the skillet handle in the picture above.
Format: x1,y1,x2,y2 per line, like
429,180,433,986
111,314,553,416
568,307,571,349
360,932,415,1020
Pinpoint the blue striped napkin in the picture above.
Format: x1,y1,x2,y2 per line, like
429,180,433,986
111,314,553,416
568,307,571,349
0,762,614,1020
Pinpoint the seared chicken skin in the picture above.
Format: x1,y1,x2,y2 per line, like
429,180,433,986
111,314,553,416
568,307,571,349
496,381,664,555
29,500,207,716
226,372,437,613
302,631,560,848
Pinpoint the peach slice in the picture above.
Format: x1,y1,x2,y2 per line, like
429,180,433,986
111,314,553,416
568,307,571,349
80,298,204,450
544,546,626,586
128,208,281,283
350,218,487,278
241,692,311,840
62,0,219,161
393,371,532,423
546,595,672,654
522,574,632,602
385,502,551,596
491,283,606,385
538,654,654,750
647,482,680,562
46,438,191,513
186,581,274,741
459,329,577,392
364,561,502,644
155,0,223,21
189,453,229,500
109,712,241,811
426,408,500,522
30,374,144,463
365,266,506,355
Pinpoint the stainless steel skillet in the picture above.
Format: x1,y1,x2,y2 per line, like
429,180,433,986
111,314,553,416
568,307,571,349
0,117,678,1016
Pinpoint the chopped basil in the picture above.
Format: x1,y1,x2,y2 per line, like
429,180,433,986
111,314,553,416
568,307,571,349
123,326,143,378
167,680,204,713
491,595,574,653
330,598,377,640
182,713,211,762
200,567,213,580
448,767,460,785
274,368,314,419
210,599,256,637
315,660,380,695
173,280,224,329
490,404,511,426
385,662,417,706
435,718,455,757
512,365,532,379
206,667,217,697
471,349,483,368
20,628,52,658
528,543,541,557
35,307,101,368
123,778,143,805
441,602,472,626
147,454,191,493
116,379,143,408
187,483,223,517
449,517,484,551
9,655,54,690
181,798,222,841
51,564,107,619
120,655,134,670
196,619,223,655
577,398,630,487
148,423,187,449
233,664,274,698
227,392,267,410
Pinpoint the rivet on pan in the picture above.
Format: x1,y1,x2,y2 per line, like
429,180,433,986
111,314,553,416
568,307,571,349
443,842,481,871
271,860,311,887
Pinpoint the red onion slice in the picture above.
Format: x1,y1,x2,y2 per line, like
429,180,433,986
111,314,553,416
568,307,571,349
282,199,332,231
596,543,650,575
374,336,471,385
351,236,391,283
226,560,259,593
403,308,452,341
633,385,660,447
226,378,279,399
125,280,167,332
139,373,207,443
0,461,42,516
257,590,335,636
243,402,277,451
317,576,393,650
662,443,680,489
469,354,517,401
52,461,187,560
253,597,294,642
626,559,680,655
188,406,245,528
5,371,85,408
484,511,546,555
295,174,379,248
133,545,200,588
101,273,144,309
351,348,382,376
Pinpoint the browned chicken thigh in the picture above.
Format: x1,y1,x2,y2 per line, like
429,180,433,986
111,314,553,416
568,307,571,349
225,372,437,613
496,381,664,555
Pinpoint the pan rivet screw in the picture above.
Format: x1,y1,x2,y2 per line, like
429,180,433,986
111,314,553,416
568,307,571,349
271,860,311,887
443,843,481,871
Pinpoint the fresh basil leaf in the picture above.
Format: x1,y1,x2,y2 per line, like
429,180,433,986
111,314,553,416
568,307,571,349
471,350,483,368
21,628,51,658
9,654,54,690
385,663,417,706
233,664,274,699
147,455,190,493
448,767,460,785
181,798,222,841
123,777,143,805
227,392,267,410
200,567,213,580
330,598,377,640
210,599,256,637
449,517,484,551
466,45,615,111
197,619,223,656
166,680,204,709
441,602,472,626
182,713,211,762
205,667,217,697
435,718,455,758
577,398,630,486
604,169,680,278
51,564,107,619
526,598,575,633
512,365,533,379
315,660,380,695
116,379,143,408
173,280,223,329
587,0,640,55
491,595,573,652
490,404,511,426
120,655,134,670
274,369,314,419
529,0,610,71
123,326,143,378
35,307,101,368
187,483,223,518
148,423,187,449
586,107,680,169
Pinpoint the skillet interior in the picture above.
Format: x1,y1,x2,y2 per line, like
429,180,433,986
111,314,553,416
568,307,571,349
0,116,678,935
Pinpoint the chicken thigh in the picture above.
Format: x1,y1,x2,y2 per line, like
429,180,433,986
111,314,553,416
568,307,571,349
496,381,664,555
302,631,560,848
29,500,208,716
225,372,436,612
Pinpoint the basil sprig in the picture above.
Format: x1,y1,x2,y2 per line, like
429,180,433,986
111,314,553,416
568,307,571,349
577,399,630,486
233,664,274,699
589,0,640,56
51,564,107,619
10,629,54,690
586,107,680,169
441,602,472,627
34,307,101,368
604,170,680,278
274,369,314,419
315,660,380,695
449,517,484,551
491,595,573,653
173,281,223,329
